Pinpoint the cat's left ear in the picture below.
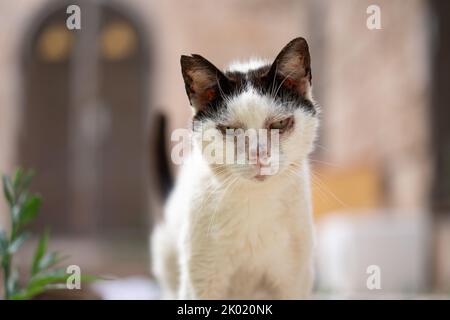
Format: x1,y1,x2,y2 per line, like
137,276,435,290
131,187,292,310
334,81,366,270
269,37,312,98
180,54,228,113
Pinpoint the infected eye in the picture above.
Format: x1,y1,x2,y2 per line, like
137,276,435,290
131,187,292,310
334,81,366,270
269,117,293,131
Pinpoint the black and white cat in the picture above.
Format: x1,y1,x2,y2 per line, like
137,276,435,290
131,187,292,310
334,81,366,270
152,38,319,299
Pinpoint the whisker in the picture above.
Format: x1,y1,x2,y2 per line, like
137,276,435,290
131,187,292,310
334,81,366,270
270,61,278,97
273,69,296,98
310,171,348,208
215,73,227,101
206,175,240,236
309,158,340,168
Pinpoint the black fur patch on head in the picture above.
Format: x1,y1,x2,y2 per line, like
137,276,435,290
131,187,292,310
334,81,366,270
181,37,317,122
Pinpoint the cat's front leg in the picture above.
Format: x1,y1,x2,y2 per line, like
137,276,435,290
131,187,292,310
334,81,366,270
276,263,314,299
178,249,233,299
266,235,314,299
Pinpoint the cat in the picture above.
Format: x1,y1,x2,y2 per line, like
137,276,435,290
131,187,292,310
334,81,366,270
151,37,319,299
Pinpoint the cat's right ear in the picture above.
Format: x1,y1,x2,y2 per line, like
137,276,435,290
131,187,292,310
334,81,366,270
180,54,227,113
268,37,312,99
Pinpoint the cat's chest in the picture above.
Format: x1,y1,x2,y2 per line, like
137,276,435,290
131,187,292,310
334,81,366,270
211,191,294,251
218,191,284,225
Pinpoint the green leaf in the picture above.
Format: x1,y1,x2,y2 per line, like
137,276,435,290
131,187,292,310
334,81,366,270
12,269,101,300
44,283,68,290
21,170,35,191
28,268,69,290
9,286,46,300
19,269,101,299
13,168,23,190
11,273,98,300
16,190,29,207
28,268,101,290
19,195,42,227
7,268,19,296
79,274,102,282
8,231,30,254
11,205,21,226
38,251,68,272
2,175,14,206
31,230,49,276
0,229,8,256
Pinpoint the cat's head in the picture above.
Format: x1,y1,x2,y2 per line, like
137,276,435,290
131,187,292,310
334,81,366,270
180,37,319,183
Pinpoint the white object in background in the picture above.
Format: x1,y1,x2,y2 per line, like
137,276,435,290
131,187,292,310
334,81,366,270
92,276,161,300
316,209,431,296
436,217,450,292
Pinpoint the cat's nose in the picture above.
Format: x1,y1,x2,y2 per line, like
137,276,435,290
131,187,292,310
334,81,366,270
249,152,270,168
249,144,270,164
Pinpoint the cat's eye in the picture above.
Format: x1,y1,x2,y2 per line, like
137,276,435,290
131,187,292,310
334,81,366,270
217,124,241,134
270,117,293,131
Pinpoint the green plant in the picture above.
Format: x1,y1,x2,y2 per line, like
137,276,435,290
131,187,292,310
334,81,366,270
0,168,96,300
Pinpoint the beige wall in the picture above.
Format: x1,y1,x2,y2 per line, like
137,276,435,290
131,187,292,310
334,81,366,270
320,0,431,209
0,0,433,229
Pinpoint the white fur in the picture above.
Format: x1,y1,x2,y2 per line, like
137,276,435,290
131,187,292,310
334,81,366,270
227,58,271,74
151,61,319,299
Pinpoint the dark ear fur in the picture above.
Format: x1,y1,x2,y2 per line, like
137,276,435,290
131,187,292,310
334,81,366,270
180,54,227,112
268,37,312,97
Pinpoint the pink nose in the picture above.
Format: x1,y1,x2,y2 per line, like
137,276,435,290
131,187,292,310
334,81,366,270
253,156,270,170
250,147,270,165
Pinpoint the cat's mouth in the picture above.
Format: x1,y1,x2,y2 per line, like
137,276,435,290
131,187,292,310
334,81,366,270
253,174,268,182
248,161,280,182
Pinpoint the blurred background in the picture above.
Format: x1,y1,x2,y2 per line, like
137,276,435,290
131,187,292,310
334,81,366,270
0,0,449,299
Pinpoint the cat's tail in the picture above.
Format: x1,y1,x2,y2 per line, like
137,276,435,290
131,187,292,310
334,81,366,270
148,111,177,296
148,111,174,218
